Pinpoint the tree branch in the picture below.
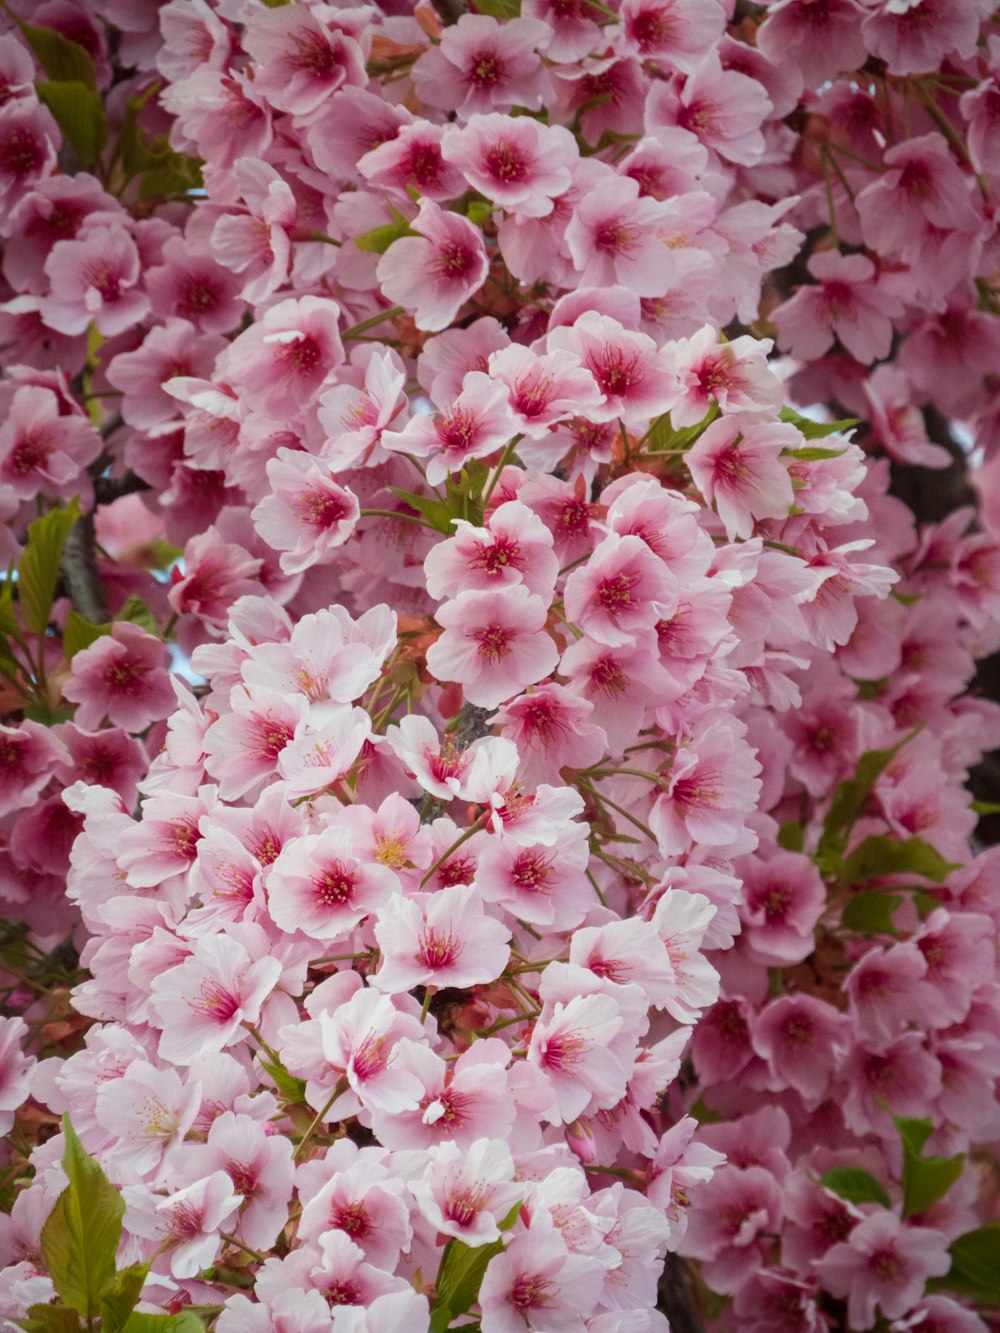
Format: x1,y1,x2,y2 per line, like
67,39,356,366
60,511,110,624
658,1254,708,1333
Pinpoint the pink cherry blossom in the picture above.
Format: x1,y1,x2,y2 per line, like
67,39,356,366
376,201,489,334
62,623,176,734
373,883,511,993
816,1212,951,1329
426,586,558,709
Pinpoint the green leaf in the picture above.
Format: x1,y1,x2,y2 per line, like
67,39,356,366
466,199,493,227
19,23,97,87
841,835,959,885
971,799,1000,815
776,821,804,853
783,446,846,461
387,487,455,535
139,147,203,200
260,1058,307,1105
472,0,521,14
63,611,110,661
355,207,415,255
945,1224,1000,1300
893,1115,965,1219
13,1304,83,1333
40,1116,125,1320
115,596,157,635
431,1203,521,1329
779,407,859,439
646,405,718,454
121,1315,204,1333
0,578,18,638
23,704,75,726
36,82,107,168
817,731,917,865
100,1264,150,1333
841,891,901,937
18,501,80,636
818,1167,891,1209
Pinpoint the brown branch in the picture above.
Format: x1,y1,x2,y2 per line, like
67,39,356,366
658,1254,708,1333
418,702,494,824
60,511,109,624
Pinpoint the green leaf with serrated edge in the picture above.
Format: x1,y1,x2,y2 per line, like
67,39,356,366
945,1224,1000,1297
41,1116,124,1320
893,1114,965,1219
779,407,859,439
36,82,107,168
818,1168,891,1209
433,1203,521,1326
260,1057,307,1104
816,730,918,863
841,891,901,936
19,23,97,87
19,500,80,637
841,835,959,885
776,821,804,852
63,611,110,661
12,1304,83,1333
355,207,415,255
472,0,521,14
783,446,846,461
646,405,718,454
121,1315,204,1333
387,487,456,535
115,595,157,634
100,1263,150,1333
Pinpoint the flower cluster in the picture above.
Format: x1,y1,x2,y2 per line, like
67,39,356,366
0,2,997,1333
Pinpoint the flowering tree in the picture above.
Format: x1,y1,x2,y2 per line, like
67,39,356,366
0,1,998,1331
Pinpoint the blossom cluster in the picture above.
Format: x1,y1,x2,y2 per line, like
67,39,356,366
0,2,997,1332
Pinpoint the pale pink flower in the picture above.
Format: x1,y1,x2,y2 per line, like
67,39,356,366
426,586,558,710
569,919,680,1011
167,528,262,630
646,53,771,165
122,1171,241,1279
528,991,632,1124
383,713,489,803
475,824,593,930
645,1117,725,1244
521,0,602,60
170,1110,294,1252
209,159,295,302
411,15,552,117
564,533,678,647
163,68,272,173
106,318,226,431
618,0,725,69
487,344,605,440
240,607,388,713
0,384,100,500
560,635,673,756
373,883,511,993
418,317,510,408
547,312,679,425
649,889,720,1022
266,827,397,942
411,1139,522,1245
202,687,307,800
442,115,577,219
492,683,607,787
149,932,283,1065
686,416,798,540
62,622,175,734
382,371,516,486
223,296,345,420
649,719,762,856
243,3,366,115
115,784,216,887
816,1212,951,1329
42,223,149,336
376,200,489,333
671,327,783,427
251,449,360,575
315,987,425,1117
565,175,679,297
315,350,406,471
0,1018,33,1137
857,133,980,258
94,1061,201,1175
297,1151,412,1270
277,707,373,800
423,500,558,602
774,251,905,365
479,1229,605,1333
864,365,950,469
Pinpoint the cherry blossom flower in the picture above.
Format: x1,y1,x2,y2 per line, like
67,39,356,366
266,827,397,942
42,224,149,336
243,3,366,115
426,586,558,709
62,623,176,734
123,1171,242,1279
374,883,511,993
410,1138,523,1244
0,384,100,500
376,201,489,333
412,15,552,117
816,1212,951,1329
251,450,360,575
442,115,577,219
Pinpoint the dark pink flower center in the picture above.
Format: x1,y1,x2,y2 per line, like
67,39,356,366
0,127,42,177
483,140,529,184
331,1201,370,1236
418,926,461,969
472,536,520,573
511,851,553,893
596,570,639,612
313,860,358,907
475,623,513,662
297,487,347,528
196,978,241,1021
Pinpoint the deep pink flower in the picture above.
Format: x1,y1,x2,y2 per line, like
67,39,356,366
412,14,552,117
0,384,100,500
686,416,797,540
442,114,576,219
816,1212,951,1329
564,533,678,647
752,994,854,1102
223,296,345,420
251,450,360,575
646,53,772,165
774,251,905,365
547,312,680,426
243,3,366,115
62,622,175,734
42,224,149,336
